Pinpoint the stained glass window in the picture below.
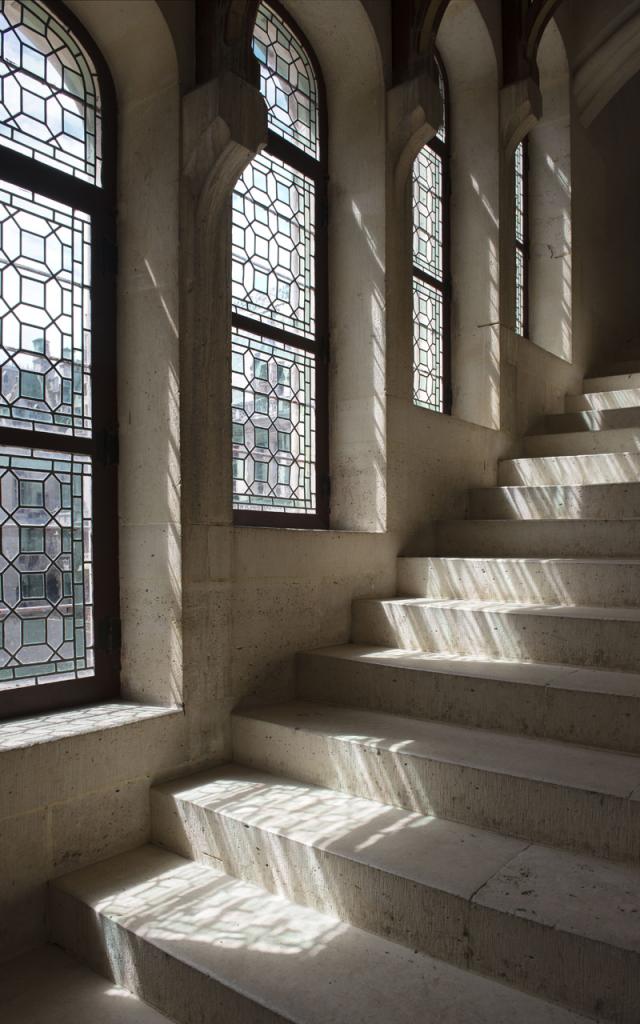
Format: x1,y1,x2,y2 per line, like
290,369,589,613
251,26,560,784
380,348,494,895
252,2,319,159
412,56,450,413
0,2,116,718
0,445,92,685
232,3,327,524
514,139,529,336
232,152,315,340
0,0,101,185
0,179,92,436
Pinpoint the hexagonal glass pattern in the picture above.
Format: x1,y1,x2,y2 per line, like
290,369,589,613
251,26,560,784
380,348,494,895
232,328,316,514
0,178,91,436
413,278,443,411
0,0,101,185
252,2,318,159
515,140,525,336
412,57,447,414
0,445,93,688
413,145,443,282
232,151,315,340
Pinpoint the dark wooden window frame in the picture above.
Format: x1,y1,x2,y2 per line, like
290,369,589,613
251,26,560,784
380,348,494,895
515,135,530,338
0,0,119,719
411,53,452,415
233,0,329,530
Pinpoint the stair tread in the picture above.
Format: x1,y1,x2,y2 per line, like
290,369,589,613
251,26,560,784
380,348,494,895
234,701,640,797
304,643,640,696
157,764,640,955
474,481,640,493
399,554,640,565
526,425,640,441
51,845,592,1024
359,595,640,621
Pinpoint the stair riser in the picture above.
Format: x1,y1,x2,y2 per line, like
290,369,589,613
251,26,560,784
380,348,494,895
151,791,640,1024
469,904,639,1024
583,373,640,392
566,389,640,412
498,453,640,486
151,790,468,967
539,408,640,433
48,887,284,1024
231,716,640,861
469,484,640,520
434,520,640,558
524,428,640,457
296,652,640,754
397,556,640,607
352,601,640,672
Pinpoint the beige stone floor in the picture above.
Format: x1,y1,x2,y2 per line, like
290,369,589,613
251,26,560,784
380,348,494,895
1,945,173,1023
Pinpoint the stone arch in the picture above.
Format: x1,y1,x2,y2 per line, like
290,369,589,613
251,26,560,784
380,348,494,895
64,1,183,707
574,10,640,127
528,17,572,361
437,1,501,428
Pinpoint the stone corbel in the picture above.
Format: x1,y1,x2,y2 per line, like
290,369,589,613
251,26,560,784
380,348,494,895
182,71,267,215
387,63,443,199
500,77,542,159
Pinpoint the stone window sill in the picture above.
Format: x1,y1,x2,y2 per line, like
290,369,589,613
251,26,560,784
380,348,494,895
0,701,183,754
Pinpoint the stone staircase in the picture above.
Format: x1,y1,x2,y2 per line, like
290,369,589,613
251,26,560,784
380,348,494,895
48,364,640,1023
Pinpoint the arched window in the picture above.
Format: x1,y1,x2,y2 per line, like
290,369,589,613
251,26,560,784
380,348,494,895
0,0,117,717
412,56,450,413
514,137,529,337
231,0,328,527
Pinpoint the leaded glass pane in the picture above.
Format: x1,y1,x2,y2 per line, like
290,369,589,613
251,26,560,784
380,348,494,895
232,151,315,340
515,141,525,244
0,0,101,185
0,179,91,436
515,246,525,337
413,145,443,281
232,328,316,514
413,278,443,412
253,2,319,159
0,445,93,688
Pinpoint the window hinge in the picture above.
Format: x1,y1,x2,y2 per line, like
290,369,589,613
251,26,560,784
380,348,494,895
98,428,119,466
97,616,121,654
321,473,331,500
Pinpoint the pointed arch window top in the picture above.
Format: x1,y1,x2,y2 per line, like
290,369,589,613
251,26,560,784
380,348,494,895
0,0,102,185
252,2,319,160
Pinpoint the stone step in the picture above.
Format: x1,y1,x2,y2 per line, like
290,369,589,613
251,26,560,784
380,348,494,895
434,517,640,558
498,452,640,486
468,482,640,520
47,845,592,1024
151,764,640,1024
232,701,640,861
523,426,640,457
2,946,175,1024
296,645,640,753
397,555,640,606
351,596,640,672
566,388,640,412
583,372,640,392
538,407,640,433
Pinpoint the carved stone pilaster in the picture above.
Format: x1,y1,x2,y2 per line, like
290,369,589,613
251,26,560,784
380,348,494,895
181,73,267,531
